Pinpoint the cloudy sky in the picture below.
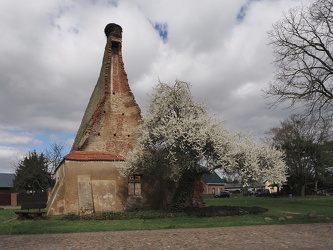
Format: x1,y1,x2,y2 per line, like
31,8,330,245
0,0,314,172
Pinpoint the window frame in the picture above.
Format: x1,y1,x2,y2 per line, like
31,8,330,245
128,174,142,196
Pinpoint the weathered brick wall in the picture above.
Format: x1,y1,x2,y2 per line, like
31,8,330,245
10,193,17,206
48,24,143,215
71,24,141,155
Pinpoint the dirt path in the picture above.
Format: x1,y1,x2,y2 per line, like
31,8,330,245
1,223,332,249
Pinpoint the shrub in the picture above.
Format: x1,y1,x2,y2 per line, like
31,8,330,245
61,213,80,221
68,206,267,221
80,210,185,220
183,206,268,217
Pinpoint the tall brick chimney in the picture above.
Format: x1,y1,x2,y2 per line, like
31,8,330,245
71,23,141,155
48,24,143,215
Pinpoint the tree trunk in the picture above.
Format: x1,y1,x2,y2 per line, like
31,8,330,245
300,185,306,197
190,175,204,208
171,170,197,210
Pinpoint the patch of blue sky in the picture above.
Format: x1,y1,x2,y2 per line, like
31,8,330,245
89,0,118,7
154,22,168,42
237,4,248,21
106,0,118,7
69,26,79,34
31,133,75,154
0,131,73,170
237,0,262,22
31,132,74,156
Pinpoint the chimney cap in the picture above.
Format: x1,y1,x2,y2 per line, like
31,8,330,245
104,23,122,38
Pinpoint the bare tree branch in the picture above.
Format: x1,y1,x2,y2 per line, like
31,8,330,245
265,0,333,121
45,141,66,176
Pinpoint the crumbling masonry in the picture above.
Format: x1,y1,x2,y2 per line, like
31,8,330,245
47,23,142,215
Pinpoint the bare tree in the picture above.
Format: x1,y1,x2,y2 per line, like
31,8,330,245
265,0,333,120
45,141,67,176
266,114,332,196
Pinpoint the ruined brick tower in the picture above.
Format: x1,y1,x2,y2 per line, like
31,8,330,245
47,23,142,215
71,23,141,153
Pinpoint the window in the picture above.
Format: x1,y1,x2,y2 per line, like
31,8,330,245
212,188,215,194
128,175,142,196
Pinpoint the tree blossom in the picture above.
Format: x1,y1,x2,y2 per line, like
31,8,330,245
126,81,287,207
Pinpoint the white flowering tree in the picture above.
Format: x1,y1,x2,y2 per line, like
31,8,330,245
127,81,286,209
230,135,287,187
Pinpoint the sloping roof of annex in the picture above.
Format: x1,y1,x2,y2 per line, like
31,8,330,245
202,172,225,185
64,151,125,161
0,173,15,188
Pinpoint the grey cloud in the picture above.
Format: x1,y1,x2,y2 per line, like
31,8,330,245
0,0,314,172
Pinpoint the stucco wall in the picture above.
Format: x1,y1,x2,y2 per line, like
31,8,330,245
47,160,128,215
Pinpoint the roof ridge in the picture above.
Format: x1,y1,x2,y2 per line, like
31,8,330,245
65,151,125,161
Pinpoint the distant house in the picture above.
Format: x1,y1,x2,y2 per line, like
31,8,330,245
0,173,16,206
0,173,15,191
202,172,225,194
263,180,279,193
224,182,242,193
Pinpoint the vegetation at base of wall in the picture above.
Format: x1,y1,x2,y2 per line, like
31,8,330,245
80,210,184,220
171,170,197,211
62,206,268,221
0,196,332,235
183,206,268,217
60,213,81,221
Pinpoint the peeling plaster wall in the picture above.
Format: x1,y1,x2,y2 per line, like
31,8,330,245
47,160,128,215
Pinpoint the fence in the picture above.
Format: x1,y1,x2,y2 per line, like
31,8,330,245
0,192,11,205
17,193,48,206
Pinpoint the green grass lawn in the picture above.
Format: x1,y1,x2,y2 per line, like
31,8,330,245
0,195,332,235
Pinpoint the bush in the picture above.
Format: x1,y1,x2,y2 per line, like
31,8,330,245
61,213,80,221
61,206,268,221
183,206,268,217
80,210,185,220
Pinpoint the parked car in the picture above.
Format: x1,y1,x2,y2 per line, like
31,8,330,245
254,189,270,197
243,190,254,196
214,191,230,198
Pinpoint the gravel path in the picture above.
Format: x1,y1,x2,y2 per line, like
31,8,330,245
1,223,332,249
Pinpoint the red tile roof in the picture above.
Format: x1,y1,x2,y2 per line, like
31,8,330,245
65,151,125,161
